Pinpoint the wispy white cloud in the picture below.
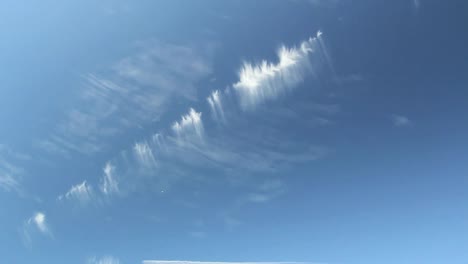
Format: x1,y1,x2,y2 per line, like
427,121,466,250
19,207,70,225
97,105,329,195
100,162,120,196
0,173,20,192
176,136,330,174
233,31,329,110
317,31,336,75
134,141,157,168
207,90,226,123
21,212,52,247
0,144,29,193
72,32,333,208
87,256,121,264
29,212,49,234
172,108,204,140
151,133,167,152
391,114,412,127
58,181,94,205
0,144,31,161
413,0,420,10
59,163,121,207
39,40,213,157
115,41,213,100
27,212,50,234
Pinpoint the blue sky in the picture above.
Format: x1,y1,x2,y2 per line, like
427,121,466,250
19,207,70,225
1,1,468,263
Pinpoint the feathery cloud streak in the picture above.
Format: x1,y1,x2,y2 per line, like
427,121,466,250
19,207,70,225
100,162,120,196
172,108,204,140
0,173,19,192
58,181,94,205
59,31,332,206
207,90,226,123
40,41,213,157
0,145,30,193
134,142,158,168
233,31,328,110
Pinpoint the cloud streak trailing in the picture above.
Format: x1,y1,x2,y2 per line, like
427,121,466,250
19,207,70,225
100,162,120,196
207,90,226,123
38,40,213,157
57,31,331,207
232,31,328,110
172,108,204,140
134,142,158,168
58,180,94,205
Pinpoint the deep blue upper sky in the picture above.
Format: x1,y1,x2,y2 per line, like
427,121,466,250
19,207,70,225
1,1,468,264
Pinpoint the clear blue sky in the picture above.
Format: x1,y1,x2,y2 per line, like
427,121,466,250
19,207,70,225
1,1,468,264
